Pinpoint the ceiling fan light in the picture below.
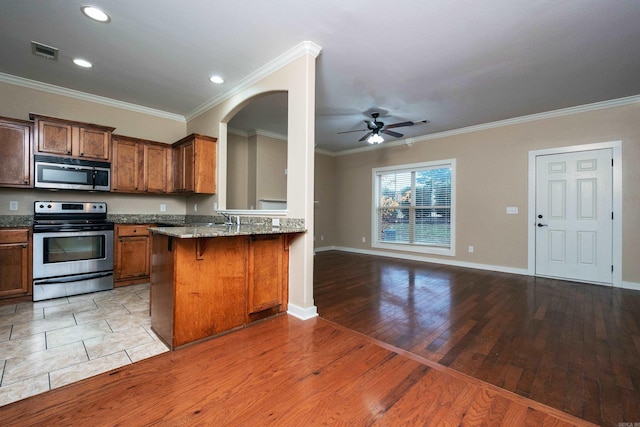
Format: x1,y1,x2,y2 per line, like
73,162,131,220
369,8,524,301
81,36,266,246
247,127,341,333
368,133,384,144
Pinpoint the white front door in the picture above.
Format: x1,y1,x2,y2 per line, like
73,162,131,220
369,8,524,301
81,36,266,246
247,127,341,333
535,149,613,284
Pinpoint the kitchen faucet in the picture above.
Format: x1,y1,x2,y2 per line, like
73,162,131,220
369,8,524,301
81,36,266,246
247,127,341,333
220,212,241,225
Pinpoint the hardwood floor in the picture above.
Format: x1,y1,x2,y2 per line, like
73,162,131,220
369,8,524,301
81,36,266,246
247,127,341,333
0,315,593,426
314,250,640,426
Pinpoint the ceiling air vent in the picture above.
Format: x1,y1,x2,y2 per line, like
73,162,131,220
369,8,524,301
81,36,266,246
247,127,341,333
31,41,59,61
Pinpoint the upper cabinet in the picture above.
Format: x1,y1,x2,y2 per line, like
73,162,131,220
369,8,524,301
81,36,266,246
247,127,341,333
0,116,32,188
112,135,172,194
172,133,217,194
30,113,115,162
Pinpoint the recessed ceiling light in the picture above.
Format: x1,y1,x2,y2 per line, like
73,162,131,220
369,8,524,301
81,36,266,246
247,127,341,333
209,75,225,84
81,6,110,23
73,58,93,68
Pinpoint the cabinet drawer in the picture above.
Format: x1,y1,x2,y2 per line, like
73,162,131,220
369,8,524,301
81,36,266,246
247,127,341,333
0,229,29,244
117,225,150,237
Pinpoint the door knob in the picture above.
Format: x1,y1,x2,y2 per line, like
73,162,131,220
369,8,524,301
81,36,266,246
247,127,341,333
537,223,548,227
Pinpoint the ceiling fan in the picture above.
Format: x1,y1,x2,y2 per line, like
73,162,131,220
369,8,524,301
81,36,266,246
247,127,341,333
338,112,430,144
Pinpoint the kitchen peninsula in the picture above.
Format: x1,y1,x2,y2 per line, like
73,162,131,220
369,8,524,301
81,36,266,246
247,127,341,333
149,222,305,350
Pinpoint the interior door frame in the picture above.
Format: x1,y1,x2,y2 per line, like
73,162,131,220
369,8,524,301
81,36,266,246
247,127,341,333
527,141,622,286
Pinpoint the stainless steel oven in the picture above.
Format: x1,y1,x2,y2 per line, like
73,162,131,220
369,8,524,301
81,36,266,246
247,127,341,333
32,201,114,301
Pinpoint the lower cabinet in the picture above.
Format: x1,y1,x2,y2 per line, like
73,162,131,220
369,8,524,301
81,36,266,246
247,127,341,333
0,228,31,299
150,233,293,350
114,224,151,287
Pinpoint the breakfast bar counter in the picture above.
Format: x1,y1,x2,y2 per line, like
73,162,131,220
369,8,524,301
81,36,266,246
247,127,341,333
148,224,305,350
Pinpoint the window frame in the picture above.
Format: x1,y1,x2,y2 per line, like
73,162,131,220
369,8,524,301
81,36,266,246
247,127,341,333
371,159,456,256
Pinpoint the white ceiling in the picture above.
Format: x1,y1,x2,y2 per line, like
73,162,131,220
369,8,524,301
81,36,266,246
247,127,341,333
1,0,639,152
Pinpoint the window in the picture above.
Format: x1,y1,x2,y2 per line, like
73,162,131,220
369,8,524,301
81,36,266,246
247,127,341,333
372,160,456,256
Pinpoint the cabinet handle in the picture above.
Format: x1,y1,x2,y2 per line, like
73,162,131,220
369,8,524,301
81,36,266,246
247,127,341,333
22,244,27,248
67,150,71,155
23,180,28,184
80,153,84,156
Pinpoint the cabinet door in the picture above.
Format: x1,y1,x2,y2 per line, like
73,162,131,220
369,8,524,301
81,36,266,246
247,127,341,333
115,236,150,282
37,120,72,156
0,120,31,187
172,145,185,191
77,127,110,160
182,141,195,192
0,242,29,298
193,138,216,194
143,144,168,193
247,235,283,313
111,137,139,192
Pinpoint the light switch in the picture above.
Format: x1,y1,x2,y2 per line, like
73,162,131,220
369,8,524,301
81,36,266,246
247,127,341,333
506,206,519,214
10,201,18,211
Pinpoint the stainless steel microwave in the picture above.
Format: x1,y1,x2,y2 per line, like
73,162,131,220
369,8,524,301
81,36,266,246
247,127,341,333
34,155,111,191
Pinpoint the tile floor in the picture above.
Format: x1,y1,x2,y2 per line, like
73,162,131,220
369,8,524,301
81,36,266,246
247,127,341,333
0,283,168,407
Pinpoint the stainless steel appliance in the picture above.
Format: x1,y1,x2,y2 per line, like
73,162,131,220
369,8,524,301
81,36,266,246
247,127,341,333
32,201,114,301
34,155,111,191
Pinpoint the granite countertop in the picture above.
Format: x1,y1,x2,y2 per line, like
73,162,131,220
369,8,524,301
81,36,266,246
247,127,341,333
0,216,33,228
149,223,306,238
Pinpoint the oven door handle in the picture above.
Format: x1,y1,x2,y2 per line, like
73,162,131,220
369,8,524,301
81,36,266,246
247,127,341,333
33,271,114,285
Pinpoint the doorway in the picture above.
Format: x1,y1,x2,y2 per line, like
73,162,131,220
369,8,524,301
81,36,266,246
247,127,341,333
527,141,622,286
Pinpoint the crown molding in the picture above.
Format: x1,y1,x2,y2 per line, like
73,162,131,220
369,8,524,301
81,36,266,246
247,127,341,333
251,128,287,141
334,94,640,156
227,127,249,137
0,71,186,122
186,41,322,121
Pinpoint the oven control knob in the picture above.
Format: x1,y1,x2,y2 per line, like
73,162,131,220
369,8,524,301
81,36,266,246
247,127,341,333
39,204,44,208
47,204,52,208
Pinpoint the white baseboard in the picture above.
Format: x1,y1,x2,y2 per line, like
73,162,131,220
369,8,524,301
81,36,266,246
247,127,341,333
622,281,640,291
287,303,318,320
324,245,529,276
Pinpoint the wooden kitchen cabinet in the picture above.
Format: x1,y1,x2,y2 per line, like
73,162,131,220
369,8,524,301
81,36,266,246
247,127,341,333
30,113,115,161
112,135,171,193
142,142,171,193
114,224,151,287
0,228,31,299
172,133,216,194
150,232,294,350
0,116,32,188
247,235,287,316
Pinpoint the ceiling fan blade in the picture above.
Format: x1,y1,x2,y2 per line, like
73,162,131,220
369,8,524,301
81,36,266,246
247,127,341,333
385,119,430,129
382,129,403,138
358,132,372,142
337,128,368,134
384,121,415,129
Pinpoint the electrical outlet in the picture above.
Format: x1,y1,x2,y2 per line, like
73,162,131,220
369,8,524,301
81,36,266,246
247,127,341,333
160,204,166,212
272,218,280,227
506,206,519,214
9,201,18,211
361,236,366,243
214,202,218,210
468,246,474,253
320,235,324,241
194,203,197,212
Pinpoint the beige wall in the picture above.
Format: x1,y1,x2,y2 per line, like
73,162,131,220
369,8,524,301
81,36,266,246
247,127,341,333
227,133,287,210
255,134,287,207
328,103,640,284
226,132,250,209
0,81,189,215
313,152,336,248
